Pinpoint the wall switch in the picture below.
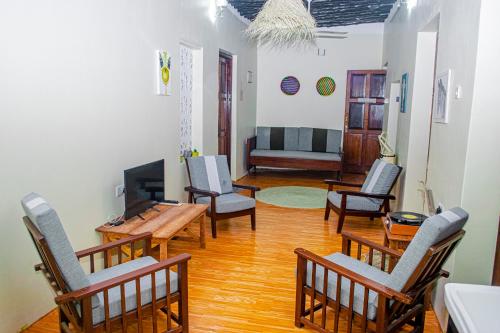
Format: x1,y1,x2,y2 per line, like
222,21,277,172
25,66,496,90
115,184,125,197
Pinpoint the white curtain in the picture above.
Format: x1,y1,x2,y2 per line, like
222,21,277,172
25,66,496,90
179,45,193,156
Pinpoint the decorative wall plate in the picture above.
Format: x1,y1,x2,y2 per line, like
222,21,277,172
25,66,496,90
280,76,300,95
316,77,336,96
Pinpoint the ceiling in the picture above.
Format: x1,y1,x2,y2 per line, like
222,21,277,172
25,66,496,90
228,0,397,27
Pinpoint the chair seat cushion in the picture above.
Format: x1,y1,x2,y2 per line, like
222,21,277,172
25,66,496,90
88,256,178,325
250,149,341,161
196,193,256,213
306,253,390,320
327,191,381,212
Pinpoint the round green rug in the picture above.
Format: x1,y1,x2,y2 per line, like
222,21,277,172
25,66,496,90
256,186,328,209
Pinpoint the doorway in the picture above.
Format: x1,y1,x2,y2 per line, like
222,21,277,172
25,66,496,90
343,70,387,173
218,51,232,169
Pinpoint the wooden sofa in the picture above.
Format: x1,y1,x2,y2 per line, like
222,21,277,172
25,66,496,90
246,126,343,178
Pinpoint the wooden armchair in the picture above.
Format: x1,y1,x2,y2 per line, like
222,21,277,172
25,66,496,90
185,155,260,238
324,159,402,233
295,208,468,333
22,193,190,333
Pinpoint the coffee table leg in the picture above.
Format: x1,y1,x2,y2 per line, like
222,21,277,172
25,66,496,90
159,240,168,260
200,214,206,249
102,233,113,267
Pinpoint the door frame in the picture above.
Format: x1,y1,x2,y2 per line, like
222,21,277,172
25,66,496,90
218,51,233,170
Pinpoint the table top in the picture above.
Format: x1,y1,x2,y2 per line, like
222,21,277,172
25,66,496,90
382,217,415,242
96,203,208,239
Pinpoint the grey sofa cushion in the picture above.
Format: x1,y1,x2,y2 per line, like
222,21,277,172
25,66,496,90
256,127,271,150
187,155,233,194
250,149,341,162
327,191,381,211
196,193,255,213
88,256,178,324
298,127,313,151
361,159,400,205
386,208,468,292
306,253,390,320
326,129,342,153
21,193,94,298
284,127,299,151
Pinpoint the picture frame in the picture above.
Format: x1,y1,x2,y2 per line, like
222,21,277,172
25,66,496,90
400,72,408,113
433,69,451,123
156,50,172,96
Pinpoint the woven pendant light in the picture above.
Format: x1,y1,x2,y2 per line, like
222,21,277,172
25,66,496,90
246,0,317,48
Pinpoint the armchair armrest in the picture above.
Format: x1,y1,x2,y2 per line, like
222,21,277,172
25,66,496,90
232,183,261,191
295,248,412,304
184,186,220,197
337,190,396,201
76,232,152,259
324,179,362,187
341,232,402,259
233,183,260,199
55,253,192,304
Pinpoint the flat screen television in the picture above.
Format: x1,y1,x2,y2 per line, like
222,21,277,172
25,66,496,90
124,159,164,220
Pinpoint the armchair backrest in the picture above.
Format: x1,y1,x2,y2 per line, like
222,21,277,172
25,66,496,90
21,193,90,292
186,155,233,194
387,207,468,292
361,159,402,200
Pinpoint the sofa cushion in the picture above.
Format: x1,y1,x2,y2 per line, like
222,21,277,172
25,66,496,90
256,127,299,151
250,149,341,161
306,253,390,320
299,127,343,153
88,256,178,324
327,191,381,211
284,127,299,151
187,155,233,194
386,208,468,292
256,127,271,150
196,193,256,213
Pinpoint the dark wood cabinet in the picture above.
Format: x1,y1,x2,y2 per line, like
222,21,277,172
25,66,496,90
343,70,386,173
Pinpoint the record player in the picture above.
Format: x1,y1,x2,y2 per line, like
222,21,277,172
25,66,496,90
387,211,428,236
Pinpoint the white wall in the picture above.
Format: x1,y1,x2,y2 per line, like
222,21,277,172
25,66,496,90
256,24,384,130
0,1,257,331
383,0,500,328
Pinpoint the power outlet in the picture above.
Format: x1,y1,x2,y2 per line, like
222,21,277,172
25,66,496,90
115,184,125,197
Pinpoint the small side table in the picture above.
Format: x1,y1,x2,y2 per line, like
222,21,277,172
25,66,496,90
382,216,415,271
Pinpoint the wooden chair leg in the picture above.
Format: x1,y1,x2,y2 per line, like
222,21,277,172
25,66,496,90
58,307,70,333
336,211,346,233
324,202,331,221
415,306,426,333
210,215,217,238
251,209,256,230
295,257,306,328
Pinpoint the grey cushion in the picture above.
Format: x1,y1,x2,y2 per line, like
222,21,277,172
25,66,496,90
88,256,178,324
326,129,342,153
386,208,468,291
327,191,381,211
298,127,313,151
256,127,271,150
250,149,341,162
284,127,299,151
21,193,97,305
361,159,400,205
196,193,255,213
306,253,390,320
187,155,233,194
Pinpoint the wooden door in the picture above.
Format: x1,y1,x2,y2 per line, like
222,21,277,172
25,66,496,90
343,70,386,173
218,53,232,169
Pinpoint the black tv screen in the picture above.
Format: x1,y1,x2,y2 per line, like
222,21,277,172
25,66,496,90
124,159,164,219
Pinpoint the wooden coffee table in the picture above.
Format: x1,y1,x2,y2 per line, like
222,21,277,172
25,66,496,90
96,203,208,260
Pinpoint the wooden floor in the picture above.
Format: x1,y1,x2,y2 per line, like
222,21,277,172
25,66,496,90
26,170,443,333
